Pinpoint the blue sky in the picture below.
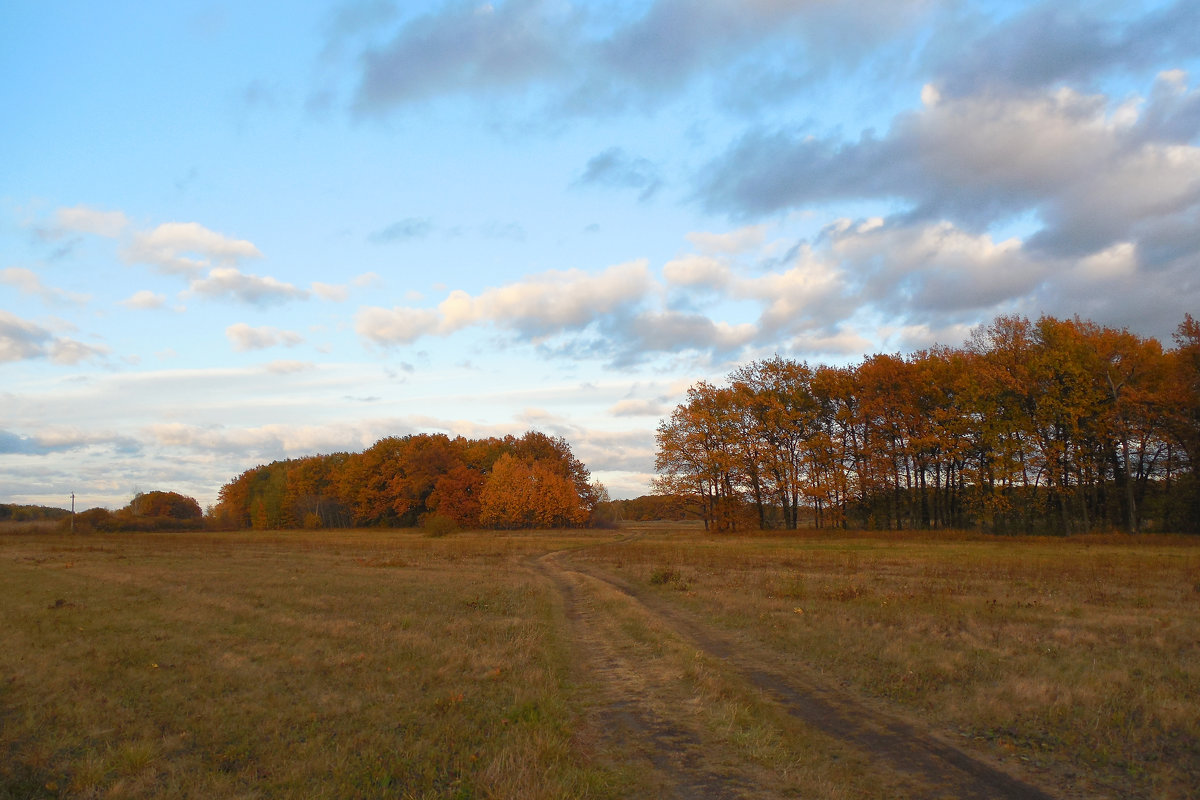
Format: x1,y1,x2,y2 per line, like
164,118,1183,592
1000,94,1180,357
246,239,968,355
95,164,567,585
3,0,1199,510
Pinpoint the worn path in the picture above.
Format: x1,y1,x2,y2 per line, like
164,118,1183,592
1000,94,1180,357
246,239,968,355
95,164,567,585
531,540,1059,800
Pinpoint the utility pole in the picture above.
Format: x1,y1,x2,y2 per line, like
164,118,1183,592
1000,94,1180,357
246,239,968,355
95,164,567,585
71,493,75,533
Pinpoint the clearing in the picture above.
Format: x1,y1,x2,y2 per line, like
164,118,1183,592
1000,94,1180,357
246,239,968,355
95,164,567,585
1,526,1195,799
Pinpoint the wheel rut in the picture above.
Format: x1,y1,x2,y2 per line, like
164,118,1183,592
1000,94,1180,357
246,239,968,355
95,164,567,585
533,543,1060,800
534,551,753,799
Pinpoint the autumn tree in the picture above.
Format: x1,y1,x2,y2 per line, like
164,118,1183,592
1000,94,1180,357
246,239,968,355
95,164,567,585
477,453,589,529
653,313,1197,534
1163,315,1200,530
1170,315,1200,465
809,364,861,528
730,357,819,529
129,490,202,520
212,431,597,531
425,464,486,528
508,431,600,513
283,454,352,529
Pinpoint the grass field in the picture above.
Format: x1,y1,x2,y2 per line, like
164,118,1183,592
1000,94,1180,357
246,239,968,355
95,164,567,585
1,526,1197,799
0,531,611,799
573,526,1200,799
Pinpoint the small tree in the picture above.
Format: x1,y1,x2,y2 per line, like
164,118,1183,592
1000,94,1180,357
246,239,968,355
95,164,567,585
130,491,203,520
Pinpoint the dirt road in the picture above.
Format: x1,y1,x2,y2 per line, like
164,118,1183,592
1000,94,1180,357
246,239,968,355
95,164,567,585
532,543,1059,800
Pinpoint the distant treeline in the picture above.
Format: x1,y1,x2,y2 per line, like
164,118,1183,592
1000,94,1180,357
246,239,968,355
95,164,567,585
69,491,204,533
211,431,602,531
0,504,70,523
611,494,692,521
655,314,1200,534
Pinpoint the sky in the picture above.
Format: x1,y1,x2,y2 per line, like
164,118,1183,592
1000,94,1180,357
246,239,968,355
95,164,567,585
2,0,1199,511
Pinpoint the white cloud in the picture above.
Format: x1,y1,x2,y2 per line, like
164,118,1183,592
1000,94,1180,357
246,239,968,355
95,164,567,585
745,252,851,333
0,311,50,362
264,360,314,374
145,421,384,459
351,0,934,117
0,310,106,364
877,321,977,354
119,289,167,310
0,426,140,456
609,398,666,417
52,205,129,238
446,260,652,336
190,267,309,306
351,223,1032,363
356,307,442,346
1074,242,1139,280
49,338,109,365
700,76,1200,260
357,260,653,345
685,224,768,254
225,323,304,351
0,267,43,294
827,220,1042,313
662,239,849,340
931,3,1200,97
662,254,732,289
783,328,876,357
309,272,381,301
123,222,263,276
0,267,89,305
312,281,348,301
626,310,757,355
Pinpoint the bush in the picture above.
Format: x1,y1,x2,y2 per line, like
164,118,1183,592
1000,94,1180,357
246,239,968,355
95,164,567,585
649,567,689,590
57,507,206,534
66,507,115,533
128,491,202,520
590,501,622,529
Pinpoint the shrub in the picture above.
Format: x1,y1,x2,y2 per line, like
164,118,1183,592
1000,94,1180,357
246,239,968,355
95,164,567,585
649,567,689,590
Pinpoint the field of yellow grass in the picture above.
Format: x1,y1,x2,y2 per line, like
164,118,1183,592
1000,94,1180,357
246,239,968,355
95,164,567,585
2,526,1196,799
575,526,1200,799
0,531,612,799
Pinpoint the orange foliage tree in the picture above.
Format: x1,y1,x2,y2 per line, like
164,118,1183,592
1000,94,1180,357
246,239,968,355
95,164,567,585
477,453,590,529
655,314,1197,533
212,431,596,531
129,490,202,520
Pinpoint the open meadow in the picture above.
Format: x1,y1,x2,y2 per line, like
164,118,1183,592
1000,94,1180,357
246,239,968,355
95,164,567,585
1,525,1197,799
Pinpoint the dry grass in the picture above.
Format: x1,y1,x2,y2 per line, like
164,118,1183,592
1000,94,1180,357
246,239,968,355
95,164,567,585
0,530,618,800
0,520,61,535
5,527,1197,799
553,565,888,799
576,527,1200,800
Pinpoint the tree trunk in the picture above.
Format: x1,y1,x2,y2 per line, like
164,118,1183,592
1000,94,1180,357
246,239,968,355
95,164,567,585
1122,435,1138,533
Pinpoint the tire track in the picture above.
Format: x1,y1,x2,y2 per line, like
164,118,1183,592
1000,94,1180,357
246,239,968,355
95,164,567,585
534,552,754,799
536,543,1059,800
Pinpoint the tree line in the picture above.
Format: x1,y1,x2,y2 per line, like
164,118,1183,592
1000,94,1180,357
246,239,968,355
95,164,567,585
1,503,70,523
64,491,203,533
210,430,602,531
654,314,1200,534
